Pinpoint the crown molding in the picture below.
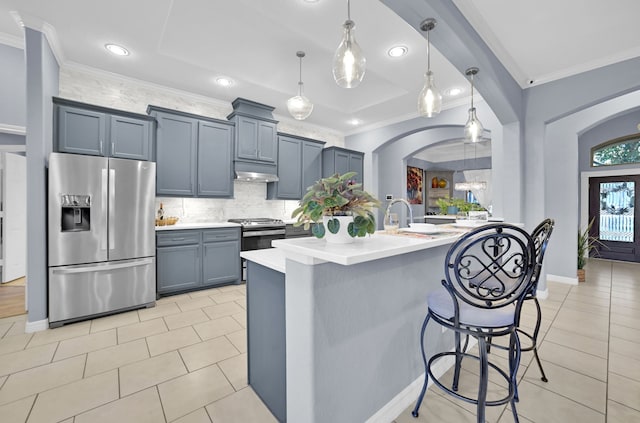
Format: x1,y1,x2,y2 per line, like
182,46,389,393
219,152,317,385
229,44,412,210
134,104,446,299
10,11,64,67
0,31,23,49
0,124,26,135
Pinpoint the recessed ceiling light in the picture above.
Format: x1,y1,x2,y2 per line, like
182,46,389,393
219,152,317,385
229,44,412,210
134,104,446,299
349,119,360,126
445,87,463,96
215,77,234,87
105,43,129,56
303,0,320,3
387,45,408,58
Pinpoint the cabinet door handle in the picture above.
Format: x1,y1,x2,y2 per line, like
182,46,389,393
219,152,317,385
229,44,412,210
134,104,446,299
172,238,185,241
100,140,103,155
111,142,115,155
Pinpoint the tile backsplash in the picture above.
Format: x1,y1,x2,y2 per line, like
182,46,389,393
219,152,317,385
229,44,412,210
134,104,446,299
157,181,299,223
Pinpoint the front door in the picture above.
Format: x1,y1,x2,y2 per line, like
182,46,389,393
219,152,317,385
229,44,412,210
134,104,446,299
588,175,640,262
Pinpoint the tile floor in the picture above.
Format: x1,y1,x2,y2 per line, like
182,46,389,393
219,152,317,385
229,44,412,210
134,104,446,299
0,258,638,422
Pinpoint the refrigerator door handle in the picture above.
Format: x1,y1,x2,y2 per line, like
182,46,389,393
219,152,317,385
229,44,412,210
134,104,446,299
101,168,108,251
109,168,115,250
50,258,154,275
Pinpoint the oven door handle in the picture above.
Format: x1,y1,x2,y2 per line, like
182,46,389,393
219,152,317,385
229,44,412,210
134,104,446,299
242,229,286,237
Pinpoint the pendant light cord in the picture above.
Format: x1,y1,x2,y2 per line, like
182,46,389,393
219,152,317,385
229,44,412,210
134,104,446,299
347,0,351,21
427,29,431,71
470,73,475,109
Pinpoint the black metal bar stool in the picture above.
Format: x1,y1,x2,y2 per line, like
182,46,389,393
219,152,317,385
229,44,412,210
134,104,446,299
411,223,536,423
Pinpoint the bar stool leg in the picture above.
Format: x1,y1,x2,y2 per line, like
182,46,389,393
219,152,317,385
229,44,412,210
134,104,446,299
476,337,489,423
531,298,548,382
412,314,431,418
452,331,463,391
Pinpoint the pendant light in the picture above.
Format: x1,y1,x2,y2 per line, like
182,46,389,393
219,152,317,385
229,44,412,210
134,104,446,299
287,51,314,120
332,0,366,88
463,67,484,143
455,140,487,191
417,18,442,117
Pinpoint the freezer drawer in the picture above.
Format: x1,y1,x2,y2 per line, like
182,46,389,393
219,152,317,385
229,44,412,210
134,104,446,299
49,257,155,326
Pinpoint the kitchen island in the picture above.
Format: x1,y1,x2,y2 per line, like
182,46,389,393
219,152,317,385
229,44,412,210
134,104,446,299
242,230,467,423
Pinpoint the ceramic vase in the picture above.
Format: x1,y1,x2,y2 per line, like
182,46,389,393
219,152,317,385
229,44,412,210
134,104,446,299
322,215,355,244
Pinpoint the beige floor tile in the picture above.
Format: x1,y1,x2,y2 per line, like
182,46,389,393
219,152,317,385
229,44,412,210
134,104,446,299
611,313,640,329
609,335,640,359
561,299,609,315
0,396,35,423
538,341,607,381
193,316,242,341
53,329,117,361
0,322,13,338
85,338,149,377
119,350,187,397
0,333,33,356
218,353,248,391
0,355,85,406
27,321,91,348
551,316,608,342
146,326,201,357
498,409,534,422
3,320,27,337
0,375,6,388
163,309,210,331
180,336,240,372
610,304,640,318
138,302,181,321
610,322,640,343
90,310,140,333
211,291,245,305
515,380,605,423
226,330,247,354
172,407,213,423
564,293,610,308
0,314,27,326
543,327,608,358
177,296,215,312
522,360,606,412
609,352,640,382
202,302,244,320
395,388,478,423
611,296,640,311
158,364,234,421
608,372,640,412
206,387,277,423
231,313,246,328
27,370,119,423
219,284,244,293
156,293,192,304
234,299,246,310
189,287,223,299
607,400,640,423
75,386,164,423
0,343,57,377
117,318,167,344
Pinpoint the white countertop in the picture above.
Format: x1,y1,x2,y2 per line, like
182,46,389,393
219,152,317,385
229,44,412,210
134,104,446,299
155,222,241,231
241,249,286,273
271,230,465,266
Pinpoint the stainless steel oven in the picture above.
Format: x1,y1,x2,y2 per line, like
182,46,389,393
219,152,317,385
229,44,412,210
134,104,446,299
228,218,286,280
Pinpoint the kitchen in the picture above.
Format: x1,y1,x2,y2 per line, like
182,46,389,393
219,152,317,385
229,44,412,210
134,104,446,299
1,0,640,422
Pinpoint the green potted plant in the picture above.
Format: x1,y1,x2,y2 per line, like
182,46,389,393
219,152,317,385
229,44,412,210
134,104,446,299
577,218,603,282
292,172,381,243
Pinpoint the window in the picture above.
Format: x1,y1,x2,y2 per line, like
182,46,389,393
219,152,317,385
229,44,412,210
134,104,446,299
591,134,640,167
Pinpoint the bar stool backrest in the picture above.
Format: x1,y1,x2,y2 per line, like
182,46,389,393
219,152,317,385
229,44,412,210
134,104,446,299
529,218,555,294
444,223,536,310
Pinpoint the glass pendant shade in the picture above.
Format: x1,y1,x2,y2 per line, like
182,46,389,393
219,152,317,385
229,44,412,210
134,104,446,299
287,83,314,120
333,20,366,88
418,70,442,117
455,181,487,191
464,107,483,143
287,51,313,120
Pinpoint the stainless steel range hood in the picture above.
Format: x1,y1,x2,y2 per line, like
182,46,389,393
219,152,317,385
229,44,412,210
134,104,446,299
235,170,279,183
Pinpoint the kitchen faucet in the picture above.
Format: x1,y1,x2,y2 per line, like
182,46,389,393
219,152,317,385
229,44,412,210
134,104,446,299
385,198,414,227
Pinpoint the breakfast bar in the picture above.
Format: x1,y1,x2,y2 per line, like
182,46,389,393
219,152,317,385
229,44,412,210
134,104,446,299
242,229,468,422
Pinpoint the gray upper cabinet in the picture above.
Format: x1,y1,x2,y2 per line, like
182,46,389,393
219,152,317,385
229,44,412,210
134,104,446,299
267,134,325,200
54,97,153,161
197,121,234,197
322,146,365,184
235,116,277,163
148,106,234,198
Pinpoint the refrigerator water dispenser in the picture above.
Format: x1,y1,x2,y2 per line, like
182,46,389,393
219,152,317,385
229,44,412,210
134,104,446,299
61,194,91,232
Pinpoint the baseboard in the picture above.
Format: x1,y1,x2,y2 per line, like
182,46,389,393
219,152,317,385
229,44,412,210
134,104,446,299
366,338,478,423
536,287,549,300
547,273,578,286
25,318,49,333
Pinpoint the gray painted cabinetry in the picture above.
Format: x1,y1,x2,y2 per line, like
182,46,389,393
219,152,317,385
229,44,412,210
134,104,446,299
54,97,153,161
322,146,364,184
267,134,325,200
148,106,234,198
156,227,241,295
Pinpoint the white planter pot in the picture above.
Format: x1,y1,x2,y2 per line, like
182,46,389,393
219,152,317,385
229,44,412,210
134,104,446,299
322,215,354,244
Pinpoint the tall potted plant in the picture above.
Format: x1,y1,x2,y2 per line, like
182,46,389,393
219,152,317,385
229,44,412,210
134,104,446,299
292,172,381,244
577,219,602,282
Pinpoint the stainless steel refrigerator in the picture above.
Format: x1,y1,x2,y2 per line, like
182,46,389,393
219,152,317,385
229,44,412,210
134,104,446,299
48,152,156,327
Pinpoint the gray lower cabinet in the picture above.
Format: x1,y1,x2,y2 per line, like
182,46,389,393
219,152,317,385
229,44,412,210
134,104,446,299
54,97,153,160
156,228,241,295
148,106,234,198
322,146,364,184
267,134,325,200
